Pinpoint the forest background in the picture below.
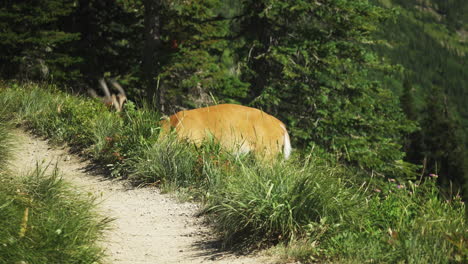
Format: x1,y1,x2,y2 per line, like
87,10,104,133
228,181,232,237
0,0,467,198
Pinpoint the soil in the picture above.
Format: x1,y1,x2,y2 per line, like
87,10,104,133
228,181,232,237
10,129,275,264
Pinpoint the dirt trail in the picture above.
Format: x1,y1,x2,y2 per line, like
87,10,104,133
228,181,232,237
11,130,273,264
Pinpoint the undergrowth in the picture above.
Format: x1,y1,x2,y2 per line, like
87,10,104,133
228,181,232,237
0,82,466,263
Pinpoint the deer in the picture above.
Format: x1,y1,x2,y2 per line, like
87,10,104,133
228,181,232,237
88,78,127,112
160,104,292,160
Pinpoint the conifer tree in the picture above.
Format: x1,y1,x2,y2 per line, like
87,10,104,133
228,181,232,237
420,86,467,190
156,0,249,111
65,0,142,88
232,0,416,175
400,77,424,165
0,0,80,82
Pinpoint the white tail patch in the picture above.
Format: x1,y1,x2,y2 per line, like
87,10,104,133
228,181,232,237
280,124,292,159
283,131,292,159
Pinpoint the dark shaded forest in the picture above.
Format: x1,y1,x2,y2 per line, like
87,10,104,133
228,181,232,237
1,0,467,198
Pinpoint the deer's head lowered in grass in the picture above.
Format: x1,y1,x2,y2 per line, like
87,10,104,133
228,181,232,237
160,104,291,160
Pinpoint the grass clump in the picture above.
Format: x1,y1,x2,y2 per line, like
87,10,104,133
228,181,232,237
0,82,107,146
205,156,364,245
339,177,467,264
0,123,13,169
201,153,466,263
128,134,199,187
0,82,162,177
0,166,110,264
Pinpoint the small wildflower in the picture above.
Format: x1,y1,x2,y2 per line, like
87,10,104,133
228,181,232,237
429,173,438,178
396,184,404,189
389,178,396,182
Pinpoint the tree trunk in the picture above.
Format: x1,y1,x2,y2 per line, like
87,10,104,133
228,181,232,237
142,0,164,112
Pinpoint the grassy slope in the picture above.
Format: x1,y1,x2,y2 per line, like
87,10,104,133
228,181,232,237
0,97,109,264
372,0,468,201
0,82,466,263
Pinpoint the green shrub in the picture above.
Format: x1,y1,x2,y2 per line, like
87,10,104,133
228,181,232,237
108,102,162,177
119,101,162,154
89,111,124,162
55,94,106,146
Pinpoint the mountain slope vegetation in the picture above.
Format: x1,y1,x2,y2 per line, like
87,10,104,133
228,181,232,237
0,0,467,261
372,0,468,196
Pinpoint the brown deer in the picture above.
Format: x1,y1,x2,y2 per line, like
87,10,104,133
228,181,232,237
160,104,292,159
89,78,127,112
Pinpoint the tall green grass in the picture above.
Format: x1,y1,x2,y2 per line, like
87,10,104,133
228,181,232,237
0,165,110,264
0,82,466,263
129,135,199,187
0,123,12,169
327,177,466,263
0,87,109,263
0,86,14,168
206,156,363,244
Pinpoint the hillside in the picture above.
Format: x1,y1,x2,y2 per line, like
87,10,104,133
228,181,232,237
1,83,466,263
377,0,468,113
1,1,467,262
372,0,468,191
374,0,467,129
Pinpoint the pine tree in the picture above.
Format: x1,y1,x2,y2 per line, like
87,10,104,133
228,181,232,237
421,86,467,190
63,0,142,89
154,0,249,112
141,0,163,110
400,77,424,165
0,0,80,82
231,0,416,175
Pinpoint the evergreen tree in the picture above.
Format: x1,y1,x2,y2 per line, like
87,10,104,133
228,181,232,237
420,86,467,191
0,0,80,82
157,0,249,112
142,0,163,110
232,0,416,175
400,77,424,165
64,0,142,89
371,0,468,196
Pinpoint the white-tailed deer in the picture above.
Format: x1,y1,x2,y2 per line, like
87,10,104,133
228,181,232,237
160,104,291,159
88,78,127,112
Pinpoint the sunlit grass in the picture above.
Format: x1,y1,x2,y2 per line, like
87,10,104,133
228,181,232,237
0,165,110,264
0,82,466,263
